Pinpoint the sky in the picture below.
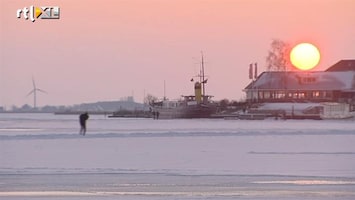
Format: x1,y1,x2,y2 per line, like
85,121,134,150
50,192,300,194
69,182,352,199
1,0,355,108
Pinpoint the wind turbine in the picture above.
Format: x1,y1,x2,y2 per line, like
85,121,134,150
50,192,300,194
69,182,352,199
26,77,47,109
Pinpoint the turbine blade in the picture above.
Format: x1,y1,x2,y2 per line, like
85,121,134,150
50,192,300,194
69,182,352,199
26,90,35,97
32,76,36,89
37,88,48,94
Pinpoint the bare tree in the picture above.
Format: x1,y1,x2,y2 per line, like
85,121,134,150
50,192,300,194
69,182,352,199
219,99,230,111
266,39,292,71
144,94,158,105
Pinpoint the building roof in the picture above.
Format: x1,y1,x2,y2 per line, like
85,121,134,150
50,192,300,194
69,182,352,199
326,60,355,72
245,71,355,91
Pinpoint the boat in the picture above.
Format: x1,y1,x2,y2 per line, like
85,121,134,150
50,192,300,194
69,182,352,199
151,54,217,119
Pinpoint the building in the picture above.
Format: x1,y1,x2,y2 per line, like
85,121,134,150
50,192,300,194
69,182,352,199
244,60,355,104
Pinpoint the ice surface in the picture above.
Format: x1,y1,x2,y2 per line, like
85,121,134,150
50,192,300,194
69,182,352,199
0,113,355,199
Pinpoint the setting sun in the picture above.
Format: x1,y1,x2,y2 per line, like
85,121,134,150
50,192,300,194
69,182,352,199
290,43,320,70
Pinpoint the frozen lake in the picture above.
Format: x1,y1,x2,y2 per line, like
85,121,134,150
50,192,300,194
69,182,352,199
0,113,355,199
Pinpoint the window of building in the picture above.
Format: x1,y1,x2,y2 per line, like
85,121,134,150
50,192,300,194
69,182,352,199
275,91,285,99
299,92,305,98
287,93,293,98
325,91,332,98
258,91,263,99
312,91,320,98
264,92,270,99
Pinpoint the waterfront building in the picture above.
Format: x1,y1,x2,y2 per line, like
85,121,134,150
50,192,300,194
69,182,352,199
244,60,355,104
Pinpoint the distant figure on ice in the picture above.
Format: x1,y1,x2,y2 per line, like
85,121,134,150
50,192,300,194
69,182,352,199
152,111,156,119
152,111,160,119
79,112,89,135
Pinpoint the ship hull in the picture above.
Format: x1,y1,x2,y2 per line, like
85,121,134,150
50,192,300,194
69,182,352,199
154,104,216,119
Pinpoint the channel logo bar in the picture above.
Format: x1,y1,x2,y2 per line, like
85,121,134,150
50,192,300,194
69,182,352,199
17,6,60,22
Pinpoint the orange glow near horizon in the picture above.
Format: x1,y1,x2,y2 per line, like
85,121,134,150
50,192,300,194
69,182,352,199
1,1,355,106
290,43,321,71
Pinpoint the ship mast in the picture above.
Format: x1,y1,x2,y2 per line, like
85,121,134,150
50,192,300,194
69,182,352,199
163,80,166,100
201,52,206,97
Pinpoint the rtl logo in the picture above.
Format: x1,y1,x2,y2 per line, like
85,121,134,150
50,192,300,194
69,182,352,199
17,6,60,22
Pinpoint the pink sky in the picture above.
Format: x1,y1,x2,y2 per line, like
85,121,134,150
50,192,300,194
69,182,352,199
1,0,355,107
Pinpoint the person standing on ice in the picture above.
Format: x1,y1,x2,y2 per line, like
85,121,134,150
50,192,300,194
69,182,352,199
79,112,89,135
